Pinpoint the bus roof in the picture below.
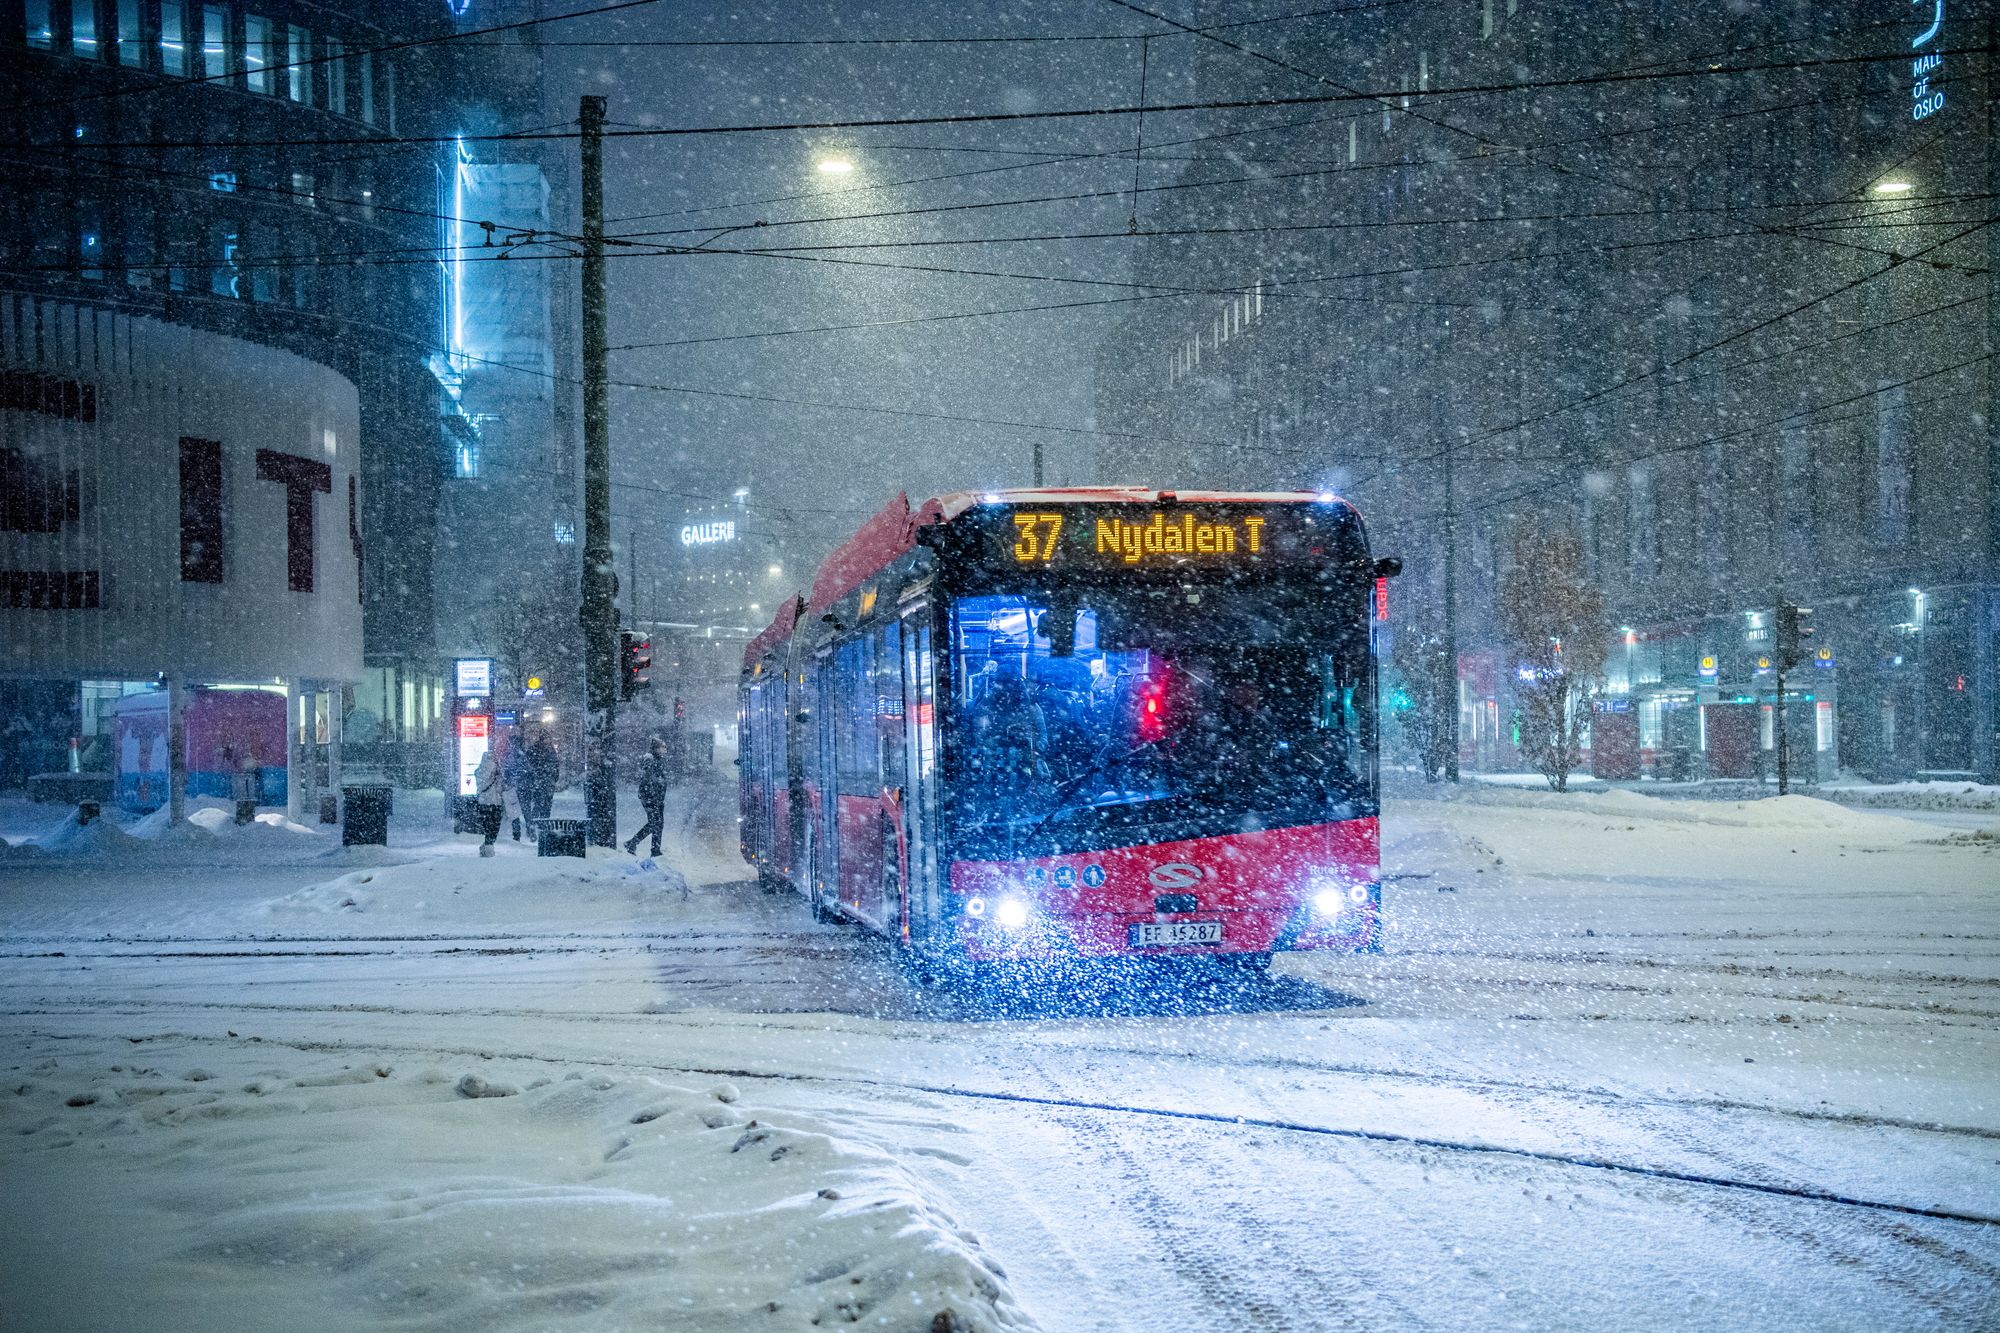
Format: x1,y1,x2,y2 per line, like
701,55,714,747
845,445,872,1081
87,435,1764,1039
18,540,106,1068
745,487,1358,670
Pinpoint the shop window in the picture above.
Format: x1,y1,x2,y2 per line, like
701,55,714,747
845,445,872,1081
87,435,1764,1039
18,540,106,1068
210,225,240,298
244,14,272,92
326,36,345,115
1697,443,1726,584
1780,421,1812,558
79,221,104,279
116,0,141,65
359,51,374,123
1627,463,1658,578
289,171,314,206
1875,381,1910,545
28,0,53,49
72,0,98,58
287,25,308,100
159,3,184,73
201,5,225,81
123,214,151,288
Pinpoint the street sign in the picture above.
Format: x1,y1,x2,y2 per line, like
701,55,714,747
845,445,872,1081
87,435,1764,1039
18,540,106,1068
454,658,493,697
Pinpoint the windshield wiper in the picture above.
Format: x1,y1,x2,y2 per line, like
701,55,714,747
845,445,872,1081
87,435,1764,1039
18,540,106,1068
1021,740,1157,850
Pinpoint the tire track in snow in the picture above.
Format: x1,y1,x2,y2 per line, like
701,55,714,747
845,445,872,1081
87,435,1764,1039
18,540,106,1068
8,990,1996,1146
13,1019,1996,1231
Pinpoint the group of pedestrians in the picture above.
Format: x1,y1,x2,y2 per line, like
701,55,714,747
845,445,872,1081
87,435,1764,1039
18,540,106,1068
469,730,675,859
471,728,560,857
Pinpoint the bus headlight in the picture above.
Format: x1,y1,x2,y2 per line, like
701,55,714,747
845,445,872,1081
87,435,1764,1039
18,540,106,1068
965,896,987,919
995,897,1030,930
1311,879,1372,917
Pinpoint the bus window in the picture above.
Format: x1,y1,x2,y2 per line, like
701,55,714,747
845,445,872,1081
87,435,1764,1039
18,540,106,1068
948,587,1373,858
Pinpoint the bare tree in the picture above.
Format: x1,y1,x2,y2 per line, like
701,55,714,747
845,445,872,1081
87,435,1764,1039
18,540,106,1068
480,582,581,698
1391,627,1457,782
1497,530,1608,792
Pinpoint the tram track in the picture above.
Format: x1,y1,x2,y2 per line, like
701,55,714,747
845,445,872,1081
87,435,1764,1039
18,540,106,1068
10,1018,1996,1230
6,979,1996,1146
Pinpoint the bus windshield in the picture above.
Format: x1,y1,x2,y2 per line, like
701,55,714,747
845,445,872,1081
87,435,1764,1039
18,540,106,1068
946,580,1375,859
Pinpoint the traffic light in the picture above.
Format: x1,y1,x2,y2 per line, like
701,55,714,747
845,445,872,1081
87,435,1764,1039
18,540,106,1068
1775,602,1813,671
619,630,653,700
673,696,685,724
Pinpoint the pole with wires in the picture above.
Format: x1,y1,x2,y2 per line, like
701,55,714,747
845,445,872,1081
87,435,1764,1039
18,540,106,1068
579,94,618,848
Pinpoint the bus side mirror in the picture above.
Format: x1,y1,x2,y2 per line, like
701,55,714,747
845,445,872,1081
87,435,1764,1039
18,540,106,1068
1373,556,1403,578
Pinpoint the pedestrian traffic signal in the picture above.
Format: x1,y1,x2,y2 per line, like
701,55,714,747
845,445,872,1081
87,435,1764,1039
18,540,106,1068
1776,602,1813,671
620,630,653,700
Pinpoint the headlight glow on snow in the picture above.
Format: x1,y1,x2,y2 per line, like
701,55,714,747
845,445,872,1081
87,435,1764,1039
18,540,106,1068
995,897,1030,930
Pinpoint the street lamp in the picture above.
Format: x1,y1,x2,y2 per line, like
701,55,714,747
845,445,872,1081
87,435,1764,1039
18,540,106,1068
1874,180,1914,194
816,158,854,175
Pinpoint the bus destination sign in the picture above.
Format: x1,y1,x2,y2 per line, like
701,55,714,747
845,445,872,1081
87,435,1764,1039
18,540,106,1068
1008,509,1271,566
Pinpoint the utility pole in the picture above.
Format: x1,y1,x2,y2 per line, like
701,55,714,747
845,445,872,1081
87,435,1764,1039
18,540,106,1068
579,95,617,847
1440,427,1460,782
1031,439,1044,487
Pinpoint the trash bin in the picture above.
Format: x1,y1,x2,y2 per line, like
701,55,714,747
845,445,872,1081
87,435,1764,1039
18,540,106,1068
342,785,393,846
536,817,587,858
450,794,480,834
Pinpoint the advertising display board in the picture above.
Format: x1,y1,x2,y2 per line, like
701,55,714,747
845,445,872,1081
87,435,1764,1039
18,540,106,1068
456,714,490,796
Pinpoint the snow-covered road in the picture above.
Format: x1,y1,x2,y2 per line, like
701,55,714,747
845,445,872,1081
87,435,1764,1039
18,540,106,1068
2,785,1996,1330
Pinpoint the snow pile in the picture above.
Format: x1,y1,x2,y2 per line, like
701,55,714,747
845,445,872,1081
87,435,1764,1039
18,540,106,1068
2,1052,1034,1333
13,796,338,861
31,808,148,855
263,847,689,927
1823,779,2000,814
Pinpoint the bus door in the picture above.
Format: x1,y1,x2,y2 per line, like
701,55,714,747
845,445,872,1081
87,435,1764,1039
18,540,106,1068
811,649,838,906
782,671,805,886
900,607,939,943
872,619,907,931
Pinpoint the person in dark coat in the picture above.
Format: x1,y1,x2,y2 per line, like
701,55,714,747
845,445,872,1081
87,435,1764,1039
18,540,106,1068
624,736,669,858
521,730,559,829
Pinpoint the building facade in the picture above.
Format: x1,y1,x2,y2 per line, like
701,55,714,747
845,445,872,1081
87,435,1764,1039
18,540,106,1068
1092,0,1998,780
1,0,570,796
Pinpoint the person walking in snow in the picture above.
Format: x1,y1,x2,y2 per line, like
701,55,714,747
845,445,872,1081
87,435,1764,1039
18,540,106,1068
624,736,669,858
521,730,559,830
473,748,505,856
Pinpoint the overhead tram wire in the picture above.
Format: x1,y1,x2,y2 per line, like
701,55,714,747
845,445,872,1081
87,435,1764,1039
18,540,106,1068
1098,0,1994,276
451,2,1412,48
1389,351,1998,529
1093,0,1993,278
608,185,1998,247
1443,291,1990,470
1,143,563,245
43,44,1995,153
0,0,661,116
47,203,1980,305
26,110,1982,279
1348,212,2000,490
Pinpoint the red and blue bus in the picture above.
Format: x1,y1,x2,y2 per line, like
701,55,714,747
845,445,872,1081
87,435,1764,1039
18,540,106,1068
739,487,1394,973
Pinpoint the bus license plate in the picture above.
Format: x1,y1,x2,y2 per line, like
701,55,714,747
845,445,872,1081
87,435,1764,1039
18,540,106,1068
1130,921,1223,949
